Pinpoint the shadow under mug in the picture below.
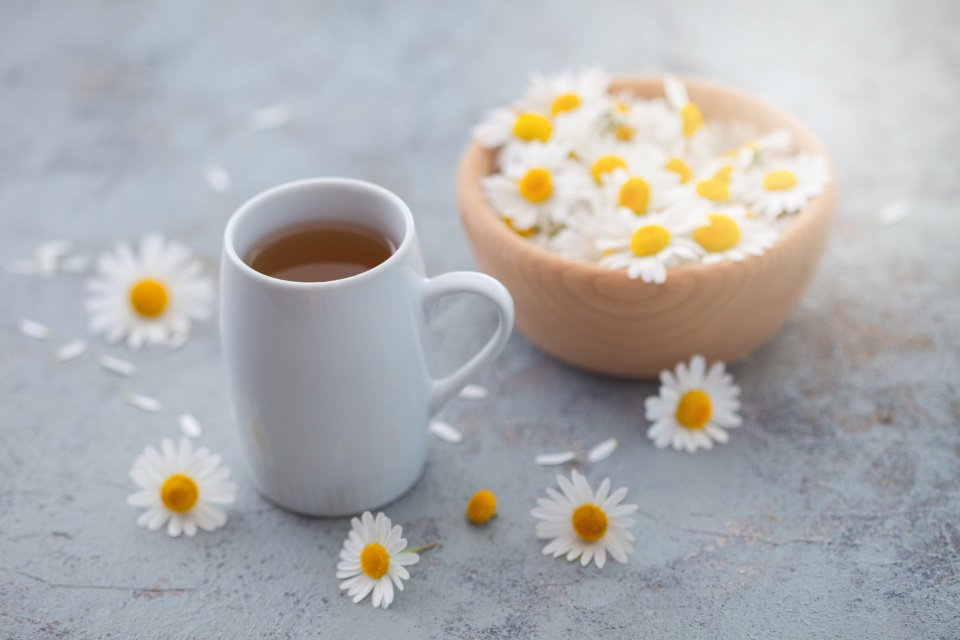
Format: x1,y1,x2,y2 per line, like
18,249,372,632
220,178,514,516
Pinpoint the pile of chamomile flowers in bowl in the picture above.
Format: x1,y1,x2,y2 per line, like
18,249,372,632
472,67,830,284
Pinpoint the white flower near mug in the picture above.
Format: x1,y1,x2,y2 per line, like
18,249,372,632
336,512,422,610
127,438,236,537
86,234,214,349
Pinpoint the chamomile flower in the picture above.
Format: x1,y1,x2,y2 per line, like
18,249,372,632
705,121,763,158
601,93,676,146
600,165,681,218
86,234,214,349
483,141,585,232
726,128,794,168
466,489,497,524
691,204,779,265
573,137,667,186
734,154,830,218
520,66,610,119
336,512,420,609
645,354,742,452
663,74,705,139
531,470,637,568
127,437,236,537
596,209,701,283
549,204,609,263
473,106,554,148
667,161,742,222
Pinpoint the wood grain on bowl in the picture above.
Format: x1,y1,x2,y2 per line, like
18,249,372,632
457,74,836,378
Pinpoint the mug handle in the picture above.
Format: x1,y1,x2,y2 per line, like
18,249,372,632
423,272,515,415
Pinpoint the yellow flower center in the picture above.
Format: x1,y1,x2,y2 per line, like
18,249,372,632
591,155,627,184
512,112,552,142
629,224,671,257
675,390,712,430
615,100,630,113
551,92,580,116
618,177,651,215
571,504,608,542
160,474,198,513
504,218,537,237
713,165,733,182
664,157,692,184
466,489,497,524
695,178,729,202
517,167,553,203
129,279,169,318
763,170,797,191
360,543,390,579
693,214,741,253
614,124,634,141
681,102,703,137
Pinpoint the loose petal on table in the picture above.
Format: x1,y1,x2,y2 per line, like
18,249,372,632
205,164,232,192
59,255,90,273
248,104,293,131
54,339,87,362
19,318,50,340
428,420,463,443
35,240,73,277
587,437,618,463
535,451,577,466
167,331,190,350
179,413,202,439
97,354,136,377
125,393,162,413
459,384,490,400
878,199,910,226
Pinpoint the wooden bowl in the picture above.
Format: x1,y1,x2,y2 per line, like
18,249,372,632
456,74,836,378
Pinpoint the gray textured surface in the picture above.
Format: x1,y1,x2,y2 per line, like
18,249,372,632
2,1,959,638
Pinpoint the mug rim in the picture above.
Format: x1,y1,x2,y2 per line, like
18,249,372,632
223,177,416,290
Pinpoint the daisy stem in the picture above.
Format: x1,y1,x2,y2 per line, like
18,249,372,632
402,542,437,554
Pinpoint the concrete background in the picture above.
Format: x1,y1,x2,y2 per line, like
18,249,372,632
1,0,958,638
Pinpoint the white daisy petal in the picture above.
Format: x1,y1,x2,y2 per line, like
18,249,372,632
204,164,232,192
59,254,91,274
428,420,463,443
35,240,73,277
124,393,162,413
179,413,202,439
587,438,618,463
97,354,136,376
167,331,191,350
18,318,50,340
54,339,87,362
459,384,490,400
535,451,577,466
878,199,910,226
249,103,293,131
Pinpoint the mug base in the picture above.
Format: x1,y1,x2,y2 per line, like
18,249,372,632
244,460,426,518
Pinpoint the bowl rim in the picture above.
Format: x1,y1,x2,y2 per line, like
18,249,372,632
456,72,836,283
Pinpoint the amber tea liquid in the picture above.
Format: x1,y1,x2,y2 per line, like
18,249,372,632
246,221,395,283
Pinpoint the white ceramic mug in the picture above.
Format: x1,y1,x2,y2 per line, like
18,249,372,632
221,178,514,516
